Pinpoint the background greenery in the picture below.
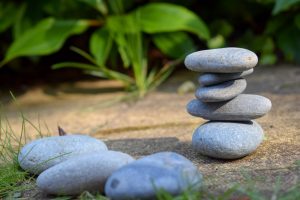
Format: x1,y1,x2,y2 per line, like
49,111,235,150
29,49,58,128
0,0,299,96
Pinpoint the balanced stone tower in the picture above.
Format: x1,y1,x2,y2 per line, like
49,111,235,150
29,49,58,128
184,47,272,159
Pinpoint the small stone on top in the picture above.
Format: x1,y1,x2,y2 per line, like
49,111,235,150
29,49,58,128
184,47,258,73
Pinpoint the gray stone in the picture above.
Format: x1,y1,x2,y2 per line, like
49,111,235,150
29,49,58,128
105,152,202,200
184,47,258,73
18,135,108,174
187,94,272,121
192,121,264,159
198,69,253,86
195,79,246,102
36,151,134,195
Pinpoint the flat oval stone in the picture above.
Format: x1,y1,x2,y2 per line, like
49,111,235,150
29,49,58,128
192,121,264,159
36,151,134,195
105,152,202,200
184,48,258,73
195,79,246,102
199,69,253,86
186,94,272,121
18,135,108,174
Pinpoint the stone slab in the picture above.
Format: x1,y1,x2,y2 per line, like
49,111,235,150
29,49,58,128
1,65,300,198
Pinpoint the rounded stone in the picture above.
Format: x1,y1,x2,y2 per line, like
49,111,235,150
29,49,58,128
198,69,253,86
195,79,247,102
105,152,202,200
192,121,264,159
186,94,272,121
184,47,258,73
18,135,108,174
36,151,135,195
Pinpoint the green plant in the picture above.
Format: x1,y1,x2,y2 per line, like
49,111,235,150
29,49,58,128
0,112,35,198
0,0,209,97
236,0,300,64
1,0,300,97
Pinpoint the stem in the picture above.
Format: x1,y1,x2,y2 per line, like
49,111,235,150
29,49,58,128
82,19,104,27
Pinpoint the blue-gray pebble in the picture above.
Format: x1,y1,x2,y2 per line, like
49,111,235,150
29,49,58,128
105,152,202,200
195,79,246,102
18,135,108,174
187,94,271,121
184,48,258,73
198,69,253,86
192,121,264,159
36,151,134,195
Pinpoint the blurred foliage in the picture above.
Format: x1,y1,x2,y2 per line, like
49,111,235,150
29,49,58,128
0,0,300,96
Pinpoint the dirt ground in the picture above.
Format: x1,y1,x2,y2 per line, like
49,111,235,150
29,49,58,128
2,65,300,197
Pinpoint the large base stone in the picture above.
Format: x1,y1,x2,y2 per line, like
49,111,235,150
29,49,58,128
192,121,264,159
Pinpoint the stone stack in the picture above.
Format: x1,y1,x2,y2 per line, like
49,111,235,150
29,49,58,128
184,47,272,159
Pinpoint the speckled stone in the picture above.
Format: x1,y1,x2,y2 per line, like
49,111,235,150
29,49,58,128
195,79,246,102
184,48,258,73
18,135,108,174
105,152,202,200
192,121,264,159
36,151,134,195
186,94,272,121
198,69,253,86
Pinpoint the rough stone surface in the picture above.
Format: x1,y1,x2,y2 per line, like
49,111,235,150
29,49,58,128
105,152,202,200
187,94,272,121
184,48,258,73
18,135,108,174
36,151,134,195
192,121,264,159
195,79,247,102
198,69,253,86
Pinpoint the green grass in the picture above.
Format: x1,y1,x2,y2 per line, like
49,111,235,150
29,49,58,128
0,113,34,198
0,102,299,199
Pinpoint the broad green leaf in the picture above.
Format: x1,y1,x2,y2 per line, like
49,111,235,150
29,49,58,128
107,14,140,33
13,1,49,39
2,18,89,66
90,27,113,66
135,3,210,40
12,3,28,39
78,0,108,15
272,0,300,15
107,0,134,14
0,3,18,33
153,32,196,58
